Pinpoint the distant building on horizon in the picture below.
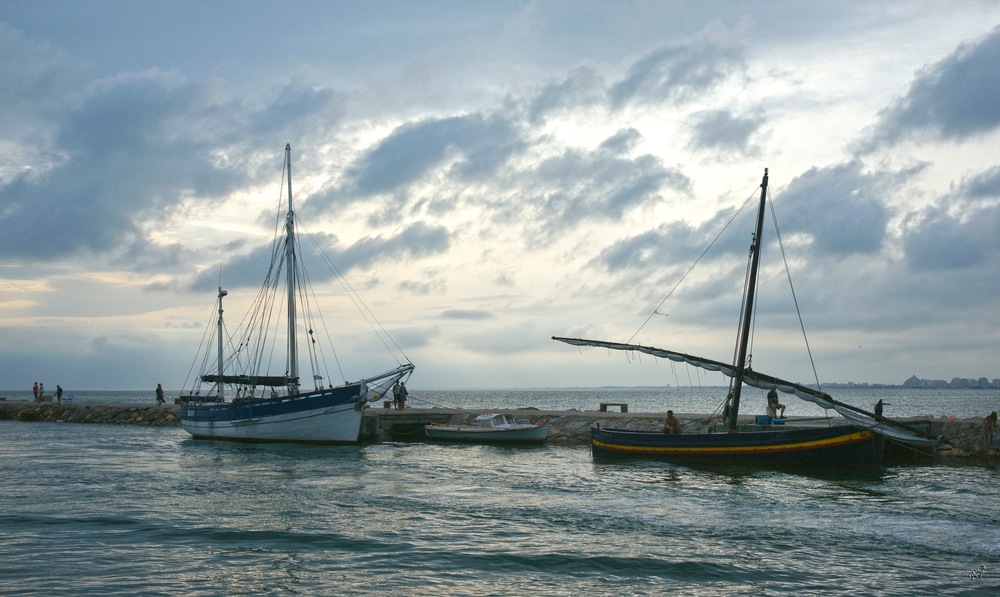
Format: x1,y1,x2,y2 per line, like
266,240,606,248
901,375,999,389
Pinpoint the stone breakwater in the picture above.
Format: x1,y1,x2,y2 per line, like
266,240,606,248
0,401,179,426
0,401,995,461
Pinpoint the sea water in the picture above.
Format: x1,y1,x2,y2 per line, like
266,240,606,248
1,389,999,595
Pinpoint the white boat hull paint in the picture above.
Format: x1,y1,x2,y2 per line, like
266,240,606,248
182,402,364,443
425,421,550,444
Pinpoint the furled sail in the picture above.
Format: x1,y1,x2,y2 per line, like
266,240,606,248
200,374,295,387
552,336,938,448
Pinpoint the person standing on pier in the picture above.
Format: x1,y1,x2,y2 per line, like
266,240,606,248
155,384,165,405
397,382,408,410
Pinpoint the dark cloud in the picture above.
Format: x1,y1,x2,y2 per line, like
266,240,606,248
247,83,345,139
1,71,237,262
902,167,1000,271
609,41,745,108
960,165,1000,199
775,161,916,256
0,44,348,266
687,109,764,153
578,197,763,327
598,128,642,154
191,222,451,292
595,220,716,273
902,204,999,271
510,129,689,235
0,72,211,260
0,22,89,130
330,113,522,200
338,221,451,270
862,26,1000,149
524,66,606,123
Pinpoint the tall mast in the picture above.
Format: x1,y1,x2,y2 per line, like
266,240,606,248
284,143,298,390
216,286,228,399
727,168,769,432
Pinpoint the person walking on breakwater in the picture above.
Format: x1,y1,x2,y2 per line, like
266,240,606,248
985,411,998,447
33,382,39,402
767,387,786,419
56,385,63,404
155,384,165,405
660,410,683,434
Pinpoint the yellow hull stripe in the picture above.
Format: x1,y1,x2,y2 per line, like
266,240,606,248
594,429,876,455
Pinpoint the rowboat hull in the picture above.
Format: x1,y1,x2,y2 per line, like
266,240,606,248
181,385,365,444
425,421,550,444
591,424,883,466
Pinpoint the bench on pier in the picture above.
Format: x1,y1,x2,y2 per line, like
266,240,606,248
599,403,628,413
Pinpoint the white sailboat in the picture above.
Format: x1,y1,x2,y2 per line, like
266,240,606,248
180,144,414,443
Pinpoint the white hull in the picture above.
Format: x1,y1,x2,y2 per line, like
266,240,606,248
182,401,363,443
425,421,550,444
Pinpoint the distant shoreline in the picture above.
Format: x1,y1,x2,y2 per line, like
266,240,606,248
3,385,1000,394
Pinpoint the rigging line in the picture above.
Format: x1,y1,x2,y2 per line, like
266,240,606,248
294,241,343,387
767,189,823,390
294,258,319,388
628,186,760,344
298,221,412,364
182,298,222,392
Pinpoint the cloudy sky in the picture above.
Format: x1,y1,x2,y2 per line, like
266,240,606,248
1,1,998,392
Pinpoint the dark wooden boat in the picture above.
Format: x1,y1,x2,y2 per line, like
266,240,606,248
555,169,936,466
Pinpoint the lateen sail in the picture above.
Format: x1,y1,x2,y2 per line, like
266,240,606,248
552,336,938,448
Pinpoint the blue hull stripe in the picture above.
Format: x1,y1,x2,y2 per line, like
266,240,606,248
181,385,361,424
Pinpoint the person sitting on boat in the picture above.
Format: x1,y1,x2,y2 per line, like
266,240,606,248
766,387,786,419
660,410,683,434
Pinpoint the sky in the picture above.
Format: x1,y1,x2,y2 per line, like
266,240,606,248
1,1,998,391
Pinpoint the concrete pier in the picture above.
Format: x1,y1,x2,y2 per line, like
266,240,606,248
0,400,995,461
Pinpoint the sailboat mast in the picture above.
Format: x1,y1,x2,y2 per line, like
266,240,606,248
284,143,298,390
216,286,228,399
728,168,769,431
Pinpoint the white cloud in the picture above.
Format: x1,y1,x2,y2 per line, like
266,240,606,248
0,2,998,390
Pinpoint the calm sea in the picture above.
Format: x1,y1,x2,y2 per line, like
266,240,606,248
1,388,998,595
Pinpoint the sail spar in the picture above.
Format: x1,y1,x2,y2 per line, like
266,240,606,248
552,336,938,448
